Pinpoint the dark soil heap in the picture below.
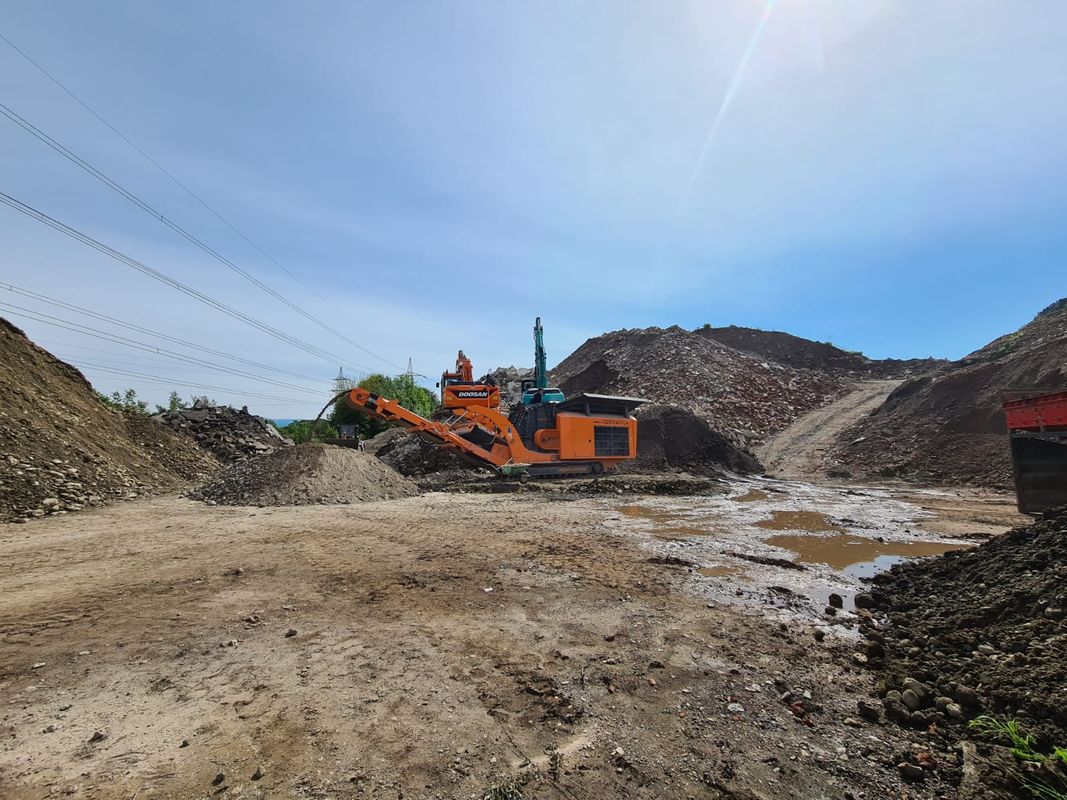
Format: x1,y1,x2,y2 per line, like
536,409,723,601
0,318,220,523
371,429,484,478
859,506,1067,748
624,404,764,476
549,326,849,448
830,299,1067,488
696,325,945,378
190,443,418,506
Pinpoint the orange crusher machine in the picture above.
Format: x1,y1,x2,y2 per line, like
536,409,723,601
344,352,643,478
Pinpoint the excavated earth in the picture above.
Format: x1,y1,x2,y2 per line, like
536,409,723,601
859,507,1067,749
831,298,1067,488
549,326,849,449
189,443,419,506
696,325,946,378
0,318,220,523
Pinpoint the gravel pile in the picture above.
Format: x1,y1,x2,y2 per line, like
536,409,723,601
549,326,849,449
190,443,418,506
858,506,1067,748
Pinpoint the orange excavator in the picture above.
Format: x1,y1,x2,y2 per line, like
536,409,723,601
341,323,644,478
438,350,500,412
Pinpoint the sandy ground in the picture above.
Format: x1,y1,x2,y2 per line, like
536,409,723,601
757,381,901,480
0,484,1028,800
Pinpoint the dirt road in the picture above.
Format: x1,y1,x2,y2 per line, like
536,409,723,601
0,489,1018,799
758,380,901,480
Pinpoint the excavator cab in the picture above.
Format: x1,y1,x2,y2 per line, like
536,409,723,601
520,378,565,406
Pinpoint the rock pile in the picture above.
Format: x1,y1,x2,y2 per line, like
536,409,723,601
831,298,1067,487
484,366,533,408
190,443,418,506
858,506,1067,747
371,429,486,479
156,402,291,463
0,318,220,523
549,326,850,448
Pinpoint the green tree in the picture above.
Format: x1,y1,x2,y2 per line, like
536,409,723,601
95,387,150,414
279,419,339,443
329,373,437,439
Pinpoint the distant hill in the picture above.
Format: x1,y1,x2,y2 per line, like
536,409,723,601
828,299,1067,487
695,325,946,378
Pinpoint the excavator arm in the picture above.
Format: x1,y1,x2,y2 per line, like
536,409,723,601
344,387,509,468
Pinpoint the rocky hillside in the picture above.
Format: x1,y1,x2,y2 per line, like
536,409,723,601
0,318,220,522
829,299,1067,487
549,326,849,447
696,325,946,377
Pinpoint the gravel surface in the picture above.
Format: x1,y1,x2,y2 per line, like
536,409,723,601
190,443,418,505
860,506,1067,748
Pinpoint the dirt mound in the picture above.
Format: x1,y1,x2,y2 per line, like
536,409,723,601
0,318,220,522
858,506,1067,748
549,326,849,448
157,402,291,463
190,443,418,505
623,404,763,475
830,299,1067,487
696,325,945,378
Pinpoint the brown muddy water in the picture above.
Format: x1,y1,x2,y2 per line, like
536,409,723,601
765,532,970,577
754,510,842,533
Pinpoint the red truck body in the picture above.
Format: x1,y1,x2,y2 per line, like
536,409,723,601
1002,390,1067,515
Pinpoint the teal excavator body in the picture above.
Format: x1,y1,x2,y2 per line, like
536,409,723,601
521,317,565,406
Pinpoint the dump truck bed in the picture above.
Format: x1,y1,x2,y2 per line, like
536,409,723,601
1003,390,1067,515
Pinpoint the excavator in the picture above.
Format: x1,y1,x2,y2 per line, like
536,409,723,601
438,350,500,412
520,317,565,406
341,319,643,478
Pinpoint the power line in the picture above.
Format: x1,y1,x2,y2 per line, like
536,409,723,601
0,281,332,384
76,363,309,405
0,190,375,371
0,301,326,397
0,101,401,371
0,31,396,357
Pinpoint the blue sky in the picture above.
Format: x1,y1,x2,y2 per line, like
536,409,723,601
2,1,1065,417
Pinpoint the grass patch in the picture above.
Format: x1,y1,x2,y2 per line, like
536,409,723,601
969,716,1067,799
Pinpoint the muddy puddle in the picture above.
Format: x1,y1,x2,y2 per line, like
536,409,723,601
731,489,769,503
698,564,751,580
764,532,970,575
617,505,713,540
754,510,842,533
